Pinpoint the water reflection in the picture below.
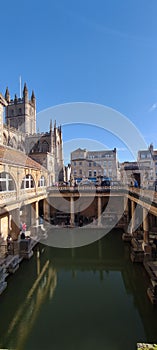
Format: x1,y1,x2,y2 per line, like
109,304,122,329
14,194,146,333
0,251,57,350
0,229,157,350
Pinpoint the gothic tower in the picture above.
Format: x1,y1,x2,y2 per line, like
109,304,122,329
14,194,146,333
5,83,36,135
0,93,8,145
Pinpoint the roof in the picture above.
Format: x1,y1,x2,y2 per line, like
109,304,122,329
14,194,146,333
0,145,46,171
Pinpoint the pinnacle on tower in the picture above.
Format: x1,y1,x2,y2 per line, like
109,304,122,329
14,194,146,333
23,83,28,100
50,119,52,132
5,87,10,103
14,94,18,104
31,90,35,102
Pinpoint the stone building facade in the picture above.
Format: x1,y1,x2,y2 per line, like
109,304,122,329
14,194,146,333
71,148,118,182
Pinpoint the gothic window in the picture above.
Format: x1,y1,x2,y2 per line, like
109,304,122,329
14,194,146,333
11,109,14,116
19,108,22,115
38,176,46,187
0,172,15,192
42,141,49,152
21,174,35,189
12,137,17,149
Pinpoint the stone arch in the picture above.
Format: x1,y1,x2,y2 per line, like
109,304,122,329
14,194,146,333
21,174,35,189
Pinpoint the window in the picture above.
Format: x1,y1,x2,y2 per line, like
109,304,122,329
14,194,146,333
42,141,49,152
93,170,97,177
108,161,112,167
74,161,76,166
89,162,92,167
141,154,146,159
93,162,97,166
74,170,77,175
79,169,82,175
21,174,35,189
79,162,82,165
88,170,92,177
0,172,15,192
38,176,46,187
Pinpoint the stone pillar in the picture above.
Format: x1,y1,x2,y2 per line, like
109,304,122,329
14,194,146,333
10,208,20,239
149,213,153,232
70,197,75,226
124,196,129,223
43,199,50,222
35,201,39,226
143,207,149,244
97,196,102,227
130,200,136,234
31,202,36,226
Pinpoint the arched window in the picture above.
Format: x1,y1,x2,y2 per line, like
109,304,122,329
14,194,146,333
0,172,15,192
42,141,49,153
12,137,17,149
38,176,46,187
21,174,35,189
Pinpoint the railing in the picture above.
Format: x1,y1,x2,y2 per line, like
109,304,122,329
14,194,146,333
128,187,157,204
48,185,127,193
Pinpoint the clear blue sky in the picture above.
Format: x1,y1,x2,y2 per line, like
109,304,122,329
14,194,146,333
0,0,157,163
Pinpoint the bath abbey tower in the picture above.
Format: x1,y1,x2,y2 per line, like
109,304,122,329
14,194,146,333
0,84,64,183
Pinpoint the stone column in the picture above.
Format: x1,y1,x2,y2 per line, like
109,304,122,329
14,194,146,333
130,200,136,234
143,207,149,244
148,213,153,232
35,201,39,226
43,199,50,222
31,202,36,226
70,196,75,226
10,208,20,239
124,196,129,223
97,196,102,227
